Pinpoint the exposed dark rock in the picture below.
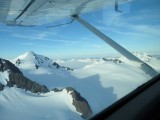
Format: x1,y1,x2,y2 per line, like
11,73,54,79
53,62,61,69
7,72,49,93
0,83,5,91
66,67,73,71
61,66,73,71
0,58,22,74
52,62,74,71
62,66,74,71
0,58,49,93
15,59,21,66
45,57,49,60
35,64,39,69
113,59,122,63
52,88,63,92
66,87,92,119
102,58,123,64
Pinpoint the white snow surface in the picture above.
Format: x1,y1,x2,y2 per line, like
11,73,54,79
55,58,100,69
12,51,69,75
1,51,160,120
119,52,160,72
0,87,82,120
0,71,9,85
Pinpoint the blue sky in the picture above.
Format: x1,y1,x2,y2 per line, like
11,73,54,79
0,0,160,59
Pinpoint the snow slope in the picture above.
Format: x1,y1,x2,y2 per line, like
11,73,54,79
119,52,160,72
0,58,91,120
12,51,72,74
11,51,74,89
10,52,160,116
0,71,9,85
0,73,83,120
0,87,83,120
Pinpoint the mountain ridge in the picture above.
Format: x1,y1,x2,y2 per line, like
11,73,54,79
12,51,73,74
0,58,49,93
0,57,92,119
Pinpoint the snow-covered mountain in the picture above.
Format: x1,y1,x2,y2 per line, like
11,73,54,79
56,52,160,72
118,52,160,72
0,58,92,120
1,51,159,120
12,51,73,74
11,51,76,89
0,58,49,93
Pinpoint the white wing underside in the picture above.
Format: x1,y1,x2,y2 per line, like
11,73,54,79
0,0,131,26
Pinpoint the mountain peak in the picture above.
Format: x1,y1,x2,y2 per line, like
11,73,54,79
12,51,73,73
14,51,36,61
23,51,35,58
25,51,35,56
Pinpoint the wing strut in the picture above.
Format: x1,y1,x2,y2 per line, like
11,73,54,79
72,15,158,77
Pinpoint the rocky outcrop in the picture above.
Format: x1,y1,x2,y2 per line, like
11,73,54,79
15,59,21,66
53,87,92,119
66,87,92,119
35,64,39,69
53,62,74,71
53,62,61,69
7,72,48,93
0,83,4,91
0,58,22,74
0,58,49,93
102,58,123,64
62,66,74,71
14,52,74,71
1,58,92,119
52,88,63,92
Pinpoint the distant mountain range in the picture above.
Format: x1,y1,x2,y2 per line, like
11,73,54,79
112,52,160,72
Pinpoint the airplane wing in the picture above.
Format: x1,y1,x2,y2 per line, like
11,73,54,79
0,0,132,26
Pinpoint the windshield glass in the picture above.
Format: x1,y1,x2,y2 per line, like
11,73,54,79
0,0,160,120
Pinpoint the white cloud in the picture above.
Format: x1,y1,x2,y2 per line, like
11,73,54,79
11,29,57,40
94,7,160,38
12,34,44,40
11,32,93,46
10,27,96,46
